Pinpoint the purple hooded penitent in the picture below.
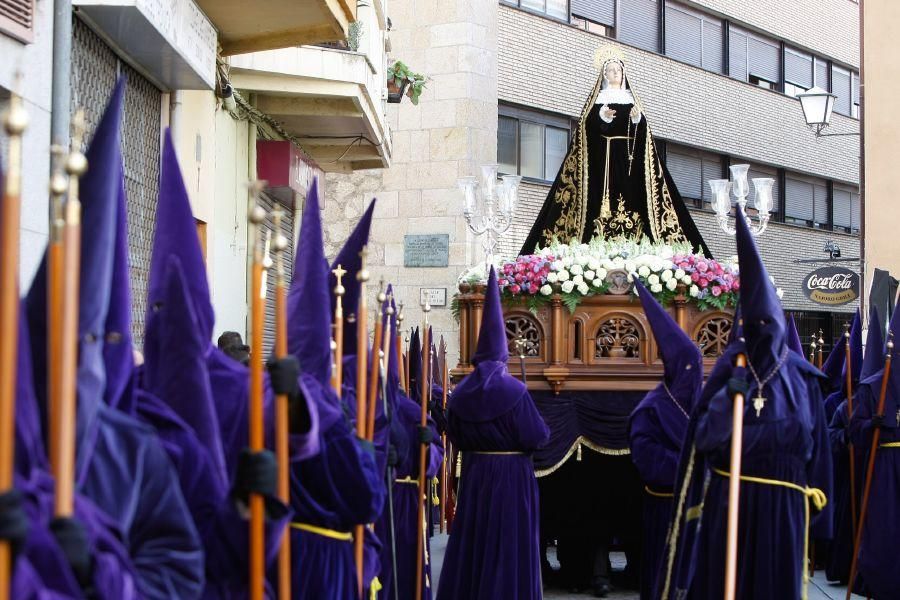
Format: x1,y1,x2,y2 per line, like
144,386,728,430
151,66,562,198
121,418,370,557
627,280,702,599
847,303,900,598
329,199,376,357
282,179,384,599
437,267,549,600
787,314,804,356
23,80,203,598
662,209,832,600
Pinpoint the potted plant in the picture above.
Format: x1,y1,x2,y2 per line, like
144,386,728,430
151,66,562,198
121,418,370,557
387,60,428,105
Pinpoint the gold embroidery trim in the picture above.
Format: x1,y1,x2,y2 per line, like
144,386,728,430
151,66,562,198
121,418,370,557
534,435,630,478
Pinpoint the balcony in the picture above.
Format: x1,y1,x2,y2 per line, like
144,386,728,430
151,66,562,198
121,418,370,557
196,0,357,56
229,6,391,173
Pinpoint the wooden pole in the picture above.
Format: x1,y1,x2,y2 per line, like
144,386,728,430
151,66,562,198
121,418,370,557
332,265,347,395
247,187,268,600
354,246,370,599
366,281,386,441
846,334,894,600
414,305,431,600
440,355,449,533
0,86,28,600
724,352,748,600
55,111,87,519
843,324,859,540
271,207,292,600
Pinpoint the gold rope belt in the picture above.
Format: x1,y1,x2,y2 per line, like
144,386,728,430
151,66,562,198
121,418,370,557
645,485,674,498
880,442,900,448
290,522,353,542
713,468,826,600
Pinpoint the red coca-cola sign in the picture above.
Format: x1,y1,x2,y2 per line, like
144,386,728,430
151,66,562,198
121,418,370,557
803,266,860,306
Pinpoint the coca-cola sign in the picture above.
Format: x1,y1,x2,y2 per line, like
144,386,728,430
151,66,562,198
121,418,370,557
803,267,860,306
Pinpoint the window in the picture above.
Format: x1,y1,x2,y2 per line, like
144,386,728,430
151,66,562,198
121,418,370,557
0,0,34,43
729,26,779,87
833,184,860,233
497,107,571,182
814,57,829,89
832,65,852,116
665,144,723,209
664,2,723,73
511,0,568,19
784,174,828,228
571,15,613,37
852,72,860,118
618,0,659,53
784,47,813,97
571,0,615,28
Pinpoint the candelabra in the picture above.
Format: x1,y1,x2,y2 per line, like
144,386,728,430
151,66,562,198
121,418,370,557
459,164,522,269
709,164,775,236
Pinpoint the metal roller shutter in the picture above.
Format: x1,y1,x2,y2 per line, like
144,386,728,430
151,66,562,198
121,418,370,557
702,18,723,73
785,47,813,89
571,0,615,25
665,3,702,68
748,35,779,83
72,16,162,350
852,72,860,107
618,0,659,53
832,186,852,230
813,183,828,226
729,27,748,81
667,150,702,200
700,154,722,203
832,66,851,115
815,58,829,89
785,177,814,222
257,192,295,358
850,192,860,231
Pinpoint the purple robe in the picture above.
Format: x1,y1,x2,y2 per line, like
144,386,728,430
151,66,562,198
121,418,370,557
437,360,549,600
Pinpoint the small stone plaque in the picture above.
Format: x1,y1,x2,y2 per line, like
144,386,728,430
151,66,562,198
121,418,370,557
420,287,447,307
404,234,449,268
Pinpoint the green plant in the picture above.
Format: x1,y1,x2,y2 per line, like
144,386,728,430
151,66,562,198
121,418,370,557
387,60,428,105
347,21,363,51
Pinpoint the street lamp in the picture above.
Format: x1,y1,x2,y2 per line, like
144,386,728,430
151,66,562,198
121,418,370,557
709,164,774,236
797,86,859,137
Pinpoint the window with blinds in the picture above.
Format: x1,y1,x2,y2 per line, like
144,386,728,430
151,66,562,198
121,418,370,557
784,47,812,97
833,185,860,233
814,57,829,89
571,0,615,26
0,0,33,43
729,26,778,87
747,163,780,216
618,0,659,53
665,144,722,208
664,2,723,73
498,106,572,182
516,0,568,20
852,72,860,118
784,175,828,226
832,65,852,116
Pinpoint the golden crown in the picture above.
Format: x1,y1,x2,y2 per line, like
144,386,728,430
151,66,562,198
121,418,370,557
594,45,626,71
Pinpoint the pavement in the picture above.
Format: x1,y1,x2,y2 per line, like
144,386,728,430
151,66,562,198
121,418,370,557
429,533,865,599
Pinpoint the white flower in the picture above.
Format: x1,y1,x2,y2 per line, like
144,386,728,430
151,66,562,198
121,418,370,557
577,282,590,295
572,274,584,285
648,274,660,285
561,280,575,293
682,274,693,285
552,260,564,271
587,258,600,271
557,270,569,282
562,256,574,267
584,270,595,281
638,265,650,278
690,285,700,298
674,268,686,280
595,268,608,282
776,287,784,299
570,264,583,275
661,270,673,282
577,254,590,266
666,278,678,291
651,283,663,293
547,272,559,283
624,260,636,273
540,284,552,296
612,257,625,268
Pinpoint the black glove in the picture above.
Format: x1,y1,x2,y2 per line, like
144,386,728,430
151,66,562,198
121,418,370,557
727,377,750,399
387,445,400,468
0,489,28,561
418,426,434,445
267,356,300,397
50,517,93,589
232,448,277,504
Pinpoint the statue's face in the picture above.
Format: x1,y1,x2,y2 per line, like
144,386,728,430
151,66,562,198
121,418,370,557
604,62,623,88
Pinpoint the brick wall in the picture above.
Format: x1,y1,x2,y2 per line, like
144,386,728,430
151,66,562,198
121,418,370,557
498,6,859,185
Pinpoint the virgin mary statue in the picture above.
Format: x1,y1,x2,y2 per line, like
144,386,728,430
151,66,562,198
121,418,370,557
520,47,711,256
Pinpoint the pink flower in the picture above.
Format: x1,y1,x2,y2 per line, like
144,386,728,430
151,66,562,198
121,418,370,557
732,280,740,291
697,260,709,273
698,278,709,289
691,272,701,283
514,273,524,283
529,282,539,294
509,284,521,294
711,286,722,297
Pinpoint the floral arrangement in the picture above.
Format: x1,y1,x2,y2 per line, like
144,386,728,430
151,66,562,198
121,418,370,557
457,237,781,314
